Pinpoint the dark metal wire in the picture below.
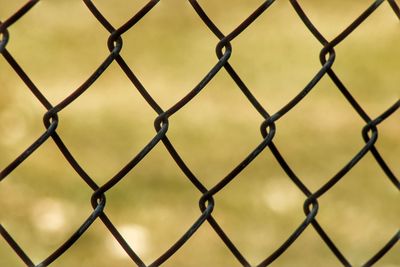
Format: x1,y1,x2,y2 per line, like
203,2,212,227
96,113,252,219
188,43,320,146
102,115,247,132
1,0,399,266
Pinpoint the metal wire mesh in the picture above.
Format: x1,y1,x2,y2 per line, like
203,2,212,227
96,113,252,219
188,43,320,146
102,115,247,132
1,0,399,266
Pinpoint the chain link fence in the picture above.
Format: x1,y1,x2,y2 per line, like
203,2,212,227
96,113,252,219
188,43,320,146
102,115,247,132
1,0,399,266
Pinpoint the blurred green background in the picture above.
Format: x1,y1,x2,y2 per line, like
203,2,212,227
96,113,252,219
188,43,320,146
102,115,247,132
1,1,399,266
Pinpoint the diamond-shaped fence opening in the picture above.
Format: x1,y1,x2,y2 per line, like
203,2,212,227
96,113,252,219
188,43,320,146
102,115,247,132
0,1,399,267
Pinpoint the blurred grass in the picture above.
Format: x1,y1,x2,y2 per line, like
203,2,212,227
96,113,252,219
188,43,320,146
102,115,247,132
0,1,399,267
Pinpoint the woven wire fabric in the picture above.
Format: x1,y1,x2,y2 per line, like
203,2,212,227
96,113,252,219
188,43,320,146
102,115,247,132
1,0,399,266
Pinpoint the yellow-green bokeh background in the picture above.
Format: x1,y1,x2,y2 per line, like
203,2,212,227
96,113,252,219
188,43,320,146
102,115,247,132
1,1,399,266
